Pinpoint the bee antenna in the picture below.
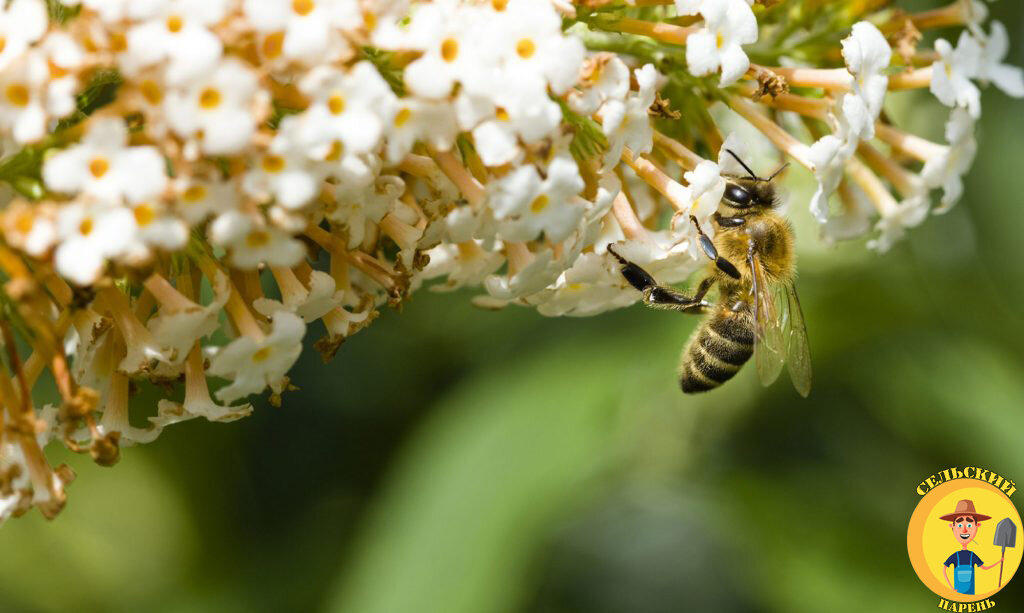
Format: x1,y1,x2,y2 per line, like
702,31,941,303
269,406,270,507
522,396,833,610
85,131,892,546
724,149,759,181
766,162,790,182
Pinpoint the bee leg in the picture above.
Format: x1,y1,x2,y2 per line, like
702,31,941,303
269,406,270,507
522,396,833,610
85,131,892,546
714,214,746,228
606,244,658,292
608,245,714,313
690,216,742,280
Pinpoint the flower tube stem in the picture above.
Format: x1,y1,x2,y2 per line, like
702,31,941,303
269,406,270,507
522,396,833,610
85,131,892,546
728,96,816,171
857,142,923,198
505,242,532,276
652,131,703,171
874,122,947,162
429,147,485,207
602,17,696,46
143,273,199,312
910,1,968,30
192,252,264,341
846,157,899,218
611,192,650,240
621,148,689,212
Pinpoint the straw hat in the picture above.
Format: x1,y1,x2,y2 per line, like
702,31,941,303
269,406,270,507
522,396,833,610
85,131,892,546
939,499,992,522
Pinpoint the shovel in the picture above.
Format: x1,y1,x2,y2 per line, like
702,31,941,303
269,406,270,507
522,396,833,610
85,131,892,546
994,517,1017,587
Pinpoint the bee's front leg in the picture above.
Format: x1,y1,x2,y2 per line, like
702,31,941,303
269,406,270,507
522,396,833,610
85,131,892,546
607,245,713,313
689,216,742,280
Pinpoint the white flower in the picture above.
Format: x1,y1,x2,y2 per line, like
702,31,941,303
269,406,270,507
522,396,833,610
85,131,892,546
481,0,584,98
602,64,658,166
0,0,47,72
383,98,458,164
976,21,1024,99
147,271,231,365
535,252,636,317
243,139,326,211
682,0,758,87
125,0,229,85
173,178,239,226
327,174,404,249
922,107,977,213
487,156,585,242
207,311,306,403
841,21,891,139
242,0,360,64
209,211,306,269
295,62,395,155
867,198,929,253
402,1,485,99
119,201,189,265
254,270,342,323
421,241,505,292
931,31,983,118
483,247,563,301
2,202,56,257
471,95,562,167
53,202,135,285
164,59,260,155
43,117,168,204
570,54,631,116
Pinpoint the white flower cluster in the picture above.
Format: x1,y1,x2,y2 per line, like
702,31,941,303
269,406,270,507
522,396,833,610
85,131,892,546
0,0,1019,523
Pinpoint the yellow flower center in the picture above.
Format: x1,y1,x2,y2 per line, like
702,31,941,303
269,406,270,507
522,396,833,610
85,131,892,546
140,80,163,105
495,107,509,121
109,33,127,52
393,108,412,127
251,347,272,363
199,87,222,110
530,194,549,213
263,32,285,59
516,38,535,59
491,0,508,10
716,31,724,49
440,38,459,62
292,0,314,16
327,93,346,115
5,84,29,108
133,204,156,227
182,185,207,202
325,140,344,161
79,218,94,236
0,37,6,55
261,155,286,173
362,10,377,30
246,230,271,248
166,15,184,33
89,157,110,179
14,212,34,235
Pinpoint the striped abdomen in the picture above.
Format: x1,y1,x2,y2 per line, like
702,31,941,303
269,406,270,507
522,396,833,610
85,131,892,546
679,309,754,393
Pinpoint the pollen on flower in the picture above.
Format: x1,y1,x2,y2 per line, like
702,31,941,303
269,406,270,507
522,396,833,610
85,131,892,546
394,108,412,127
166,16,184,34
530,194,550,213
328,94,346,115
263,33,285,59
5,84,29,107
88,158,110,179
140,80,163,105
79,218,94,236
199,88,222,110
261,155,286,173
133,204,156,227
183,185,207,202
440,38,459,63
516,38,536,59
246,230,271,248
292,0,315,16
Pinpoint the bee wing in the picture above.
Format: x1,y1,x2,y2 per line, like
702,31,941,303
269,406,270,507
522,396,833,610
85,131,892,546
749,251,785,387
782,281,813,397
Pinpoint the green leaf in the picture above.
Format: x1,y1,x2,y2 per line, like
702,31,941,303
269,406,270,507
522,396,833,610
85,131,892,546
557,99,609,163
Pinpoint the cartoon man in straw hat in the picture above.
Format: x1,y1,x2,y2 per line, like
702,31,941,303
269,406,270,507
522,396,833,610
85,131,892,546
941,499,1004,595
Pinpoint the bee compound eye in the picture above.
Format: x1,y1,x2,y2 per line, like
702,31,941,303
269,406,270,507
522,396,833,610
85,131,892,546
725,184,752,207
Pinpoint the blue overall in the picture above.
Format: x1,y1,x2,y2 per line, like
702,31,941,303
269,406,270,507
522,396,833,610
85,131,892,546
953,550,977,595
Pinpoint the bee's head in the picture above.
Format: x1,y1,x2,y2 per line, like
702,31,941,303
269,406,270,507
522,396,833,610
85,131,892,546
720,149,786,213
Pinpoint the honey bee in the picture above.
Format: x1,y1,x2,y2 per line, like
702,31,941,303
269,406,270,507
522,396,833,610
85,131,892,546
608,151,811,396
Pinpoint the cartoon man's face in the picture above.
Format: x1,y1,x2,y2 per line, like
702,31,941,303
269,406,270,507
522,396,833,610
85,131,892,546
950,515,980,545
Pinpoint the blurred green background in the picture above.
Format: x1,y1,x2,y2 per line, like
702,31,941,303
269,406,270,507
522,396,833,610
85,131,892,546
3,3,1024,612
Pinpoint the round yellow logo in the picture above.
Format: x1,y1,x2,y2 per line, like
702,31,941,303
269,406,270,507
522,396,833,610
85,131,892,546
908,470,1021,607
